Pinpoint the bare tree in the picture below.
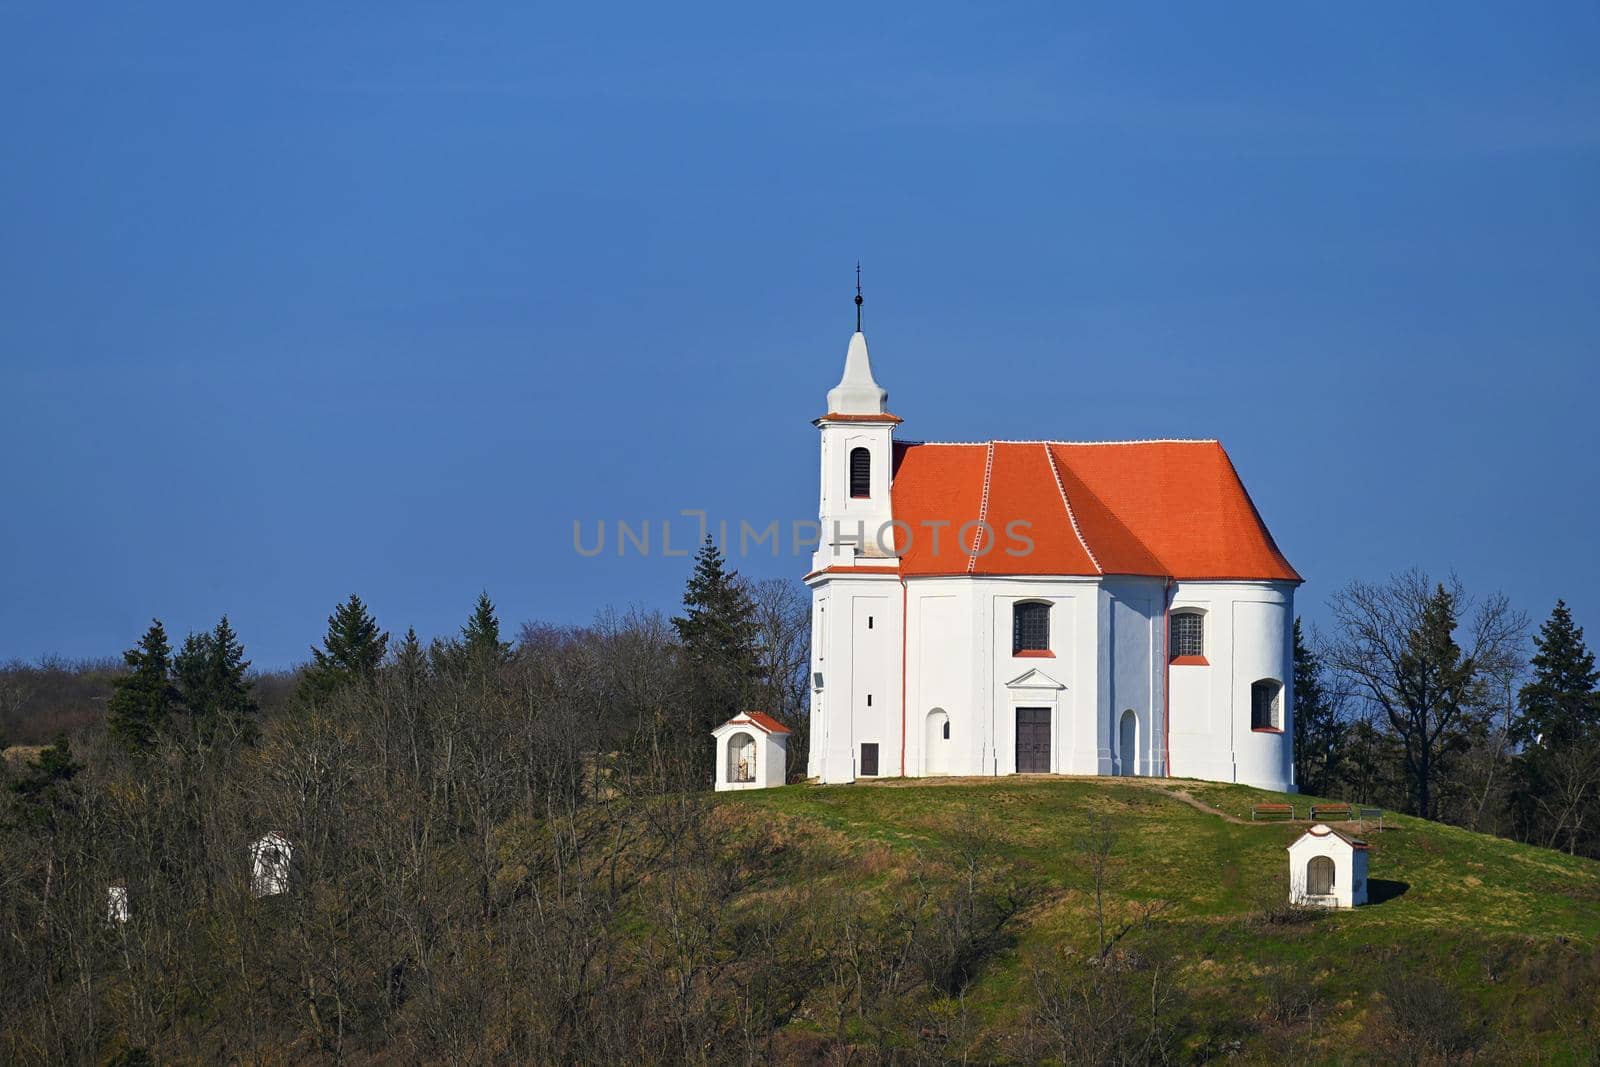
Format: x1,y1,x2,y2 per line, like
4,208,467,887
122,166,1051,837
747,577,811,779
1531,739,1600,854
1325,570,1525,820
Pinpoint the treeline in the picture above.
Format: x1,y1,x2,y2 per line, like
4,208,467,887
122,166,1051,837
1294,569,1600,858
1,541,831,1062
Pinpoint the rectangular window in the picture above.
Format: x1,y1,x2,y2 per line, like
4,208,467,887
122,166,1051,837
860,742,879,776
1170,612,1205,659
1013,602,1050,654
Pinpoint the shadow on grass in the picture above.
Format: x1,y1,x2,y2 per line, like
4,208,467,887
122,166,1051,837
1367,879,1410,905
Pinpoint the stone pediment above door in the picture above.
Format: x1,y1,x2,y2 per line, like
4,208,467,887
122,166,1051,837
1005,667,1066,691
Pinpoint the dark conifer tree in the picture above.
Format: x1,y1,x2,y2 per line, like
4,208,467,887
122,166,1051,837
1291,618,1345,796
1391,585,1483,820
1511,601,1600,854
461,591,512,668
298,594,389,706
391,626,430,694
1513,600,1600,747
106,620,178,756
175,616,258,743
673,538,760,745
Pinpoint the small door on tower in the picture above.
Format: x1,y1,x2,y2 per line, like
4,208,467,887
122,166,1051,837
1015,707,1052,773
860,742,879,777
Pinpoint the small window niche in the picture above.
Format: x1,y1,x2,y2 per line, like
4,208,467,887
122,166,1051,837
1251,679,1283,732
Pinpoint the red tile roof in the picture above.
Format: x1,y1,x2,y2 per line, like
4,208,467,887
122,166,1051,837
733,711,792,735
889,440,1300,581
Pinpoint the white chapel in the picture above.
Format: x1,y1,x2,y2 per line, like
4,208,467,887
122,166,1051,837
805,305,1302,791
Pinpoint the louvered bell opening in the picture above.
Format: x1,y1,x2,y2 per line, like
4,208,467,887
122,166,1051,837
849,447,871,498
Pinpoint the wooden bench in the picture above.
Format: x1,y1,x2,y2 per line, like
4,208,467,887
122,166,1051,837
1357,806,1385,830
1309,803,1352,821
1251,803,1295,821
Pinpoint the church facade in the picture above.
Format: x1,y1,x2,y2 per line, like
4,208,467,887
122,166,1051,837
804,323,1302,792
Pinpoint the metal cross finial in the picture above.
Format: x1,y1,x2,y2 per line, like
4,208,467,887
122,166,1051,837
854,261,864,332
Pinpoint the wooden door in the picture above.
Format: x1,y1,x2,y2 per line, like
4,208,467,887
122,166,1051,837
1015,708,1051,773
860,742,879,777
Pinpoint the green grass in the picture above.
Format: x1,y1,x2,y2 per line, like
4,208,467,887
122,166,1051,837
721,776,1600,1062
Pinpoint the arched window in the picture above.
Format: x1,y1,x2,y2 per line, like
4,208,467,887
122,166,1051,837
1307,855,1335,896
1013,601,1051,654
1251,679,1283,731
1118,709,1138,777
1170,610,1205,660
849,447,871,498
727,732,757,783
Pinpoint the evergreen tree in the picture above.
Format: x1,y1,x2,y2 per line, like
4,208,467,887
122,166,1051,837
391,626,430,695
1291,618,1345,796
107,620,178,756
673,538,760,743
1512,600,1600,747
1390,585,1483,819
1511,601,1600,854
175,616,258,743
298,594,389,706
461,591,512,668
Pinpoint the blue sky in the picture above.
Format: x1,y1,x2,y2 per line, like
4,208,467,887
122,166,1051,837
3,3,1597,668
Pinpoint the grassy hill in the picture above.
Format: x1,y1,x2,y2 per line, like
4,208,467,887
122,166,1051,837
720,776,1600,1063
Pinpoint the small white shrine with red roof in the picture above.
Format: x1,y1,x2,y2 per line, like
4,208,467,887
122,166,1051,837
805,306,1302,791
1288,824,1370,908
713,711,791,791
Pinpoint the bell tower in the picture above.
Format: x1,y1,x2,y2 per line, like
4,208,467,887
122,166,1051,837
812,273,900,571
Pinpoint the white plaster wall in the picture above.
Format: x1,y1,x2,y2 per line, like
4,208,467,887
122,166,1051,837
1104,579,1165,777
816,422,896,568
1167,581,1296,792
712,727,788,791
808,574,902,783
911,591,968,775
1288,830,1367,908
903,576,1102,778
852,593,894,775
810,572,1295,791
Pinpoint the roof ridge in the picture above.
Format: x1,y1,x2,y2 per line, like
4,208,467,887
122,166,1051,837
1042,443,1103,575
906,438,1221,447
967,442,995,573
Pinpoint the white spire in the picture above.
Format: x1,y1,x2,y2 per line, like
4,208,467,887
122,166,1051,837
826,331,888,415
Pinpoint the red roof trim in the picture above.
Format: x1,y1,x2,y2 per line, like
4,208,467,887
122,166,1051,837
815,412,903,424
804,564,901,580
